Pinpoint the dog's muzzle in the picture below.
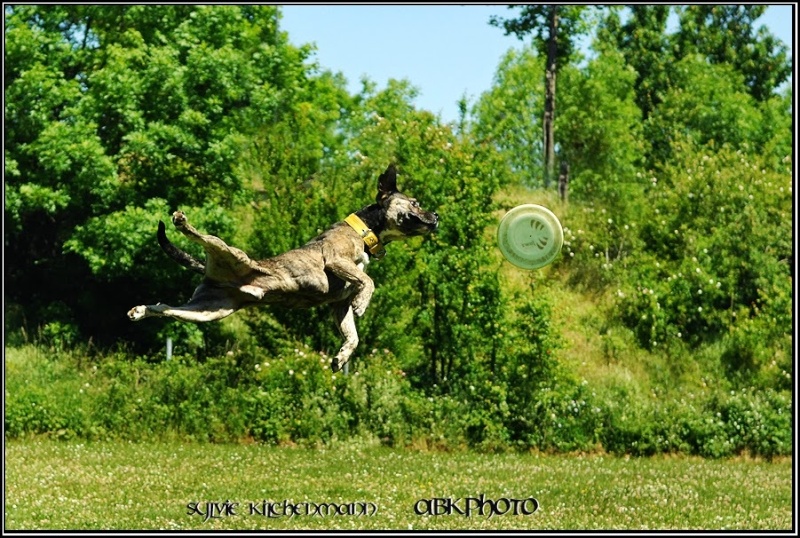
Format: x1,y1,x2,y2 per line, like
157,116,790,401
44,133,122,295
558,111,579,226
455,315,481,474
416,211,439,233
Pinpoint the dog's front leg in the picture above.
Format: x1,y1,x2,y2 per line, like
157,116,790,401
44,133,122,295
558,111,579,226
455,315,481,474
325,258,375,317
331,302,359,372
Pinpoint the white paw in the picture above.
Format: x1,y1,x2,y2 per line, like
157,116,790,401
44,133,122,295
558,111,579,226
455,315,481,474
128,305,147,321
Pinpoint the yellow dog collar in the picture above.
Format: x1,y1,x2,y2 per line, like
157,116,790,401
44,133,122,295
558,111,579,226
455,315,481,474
344,213,386,259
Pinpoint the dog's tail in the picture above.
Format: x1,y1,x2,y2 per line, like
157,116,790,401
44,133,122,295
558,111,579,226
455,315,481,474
157,220,205,275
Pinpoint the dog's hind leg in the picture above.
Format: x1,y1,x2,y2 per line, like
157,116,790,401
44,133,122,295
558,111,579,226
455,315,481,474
128,302,236,322
331,302,359,373
128,283,240,323
170,211,260,282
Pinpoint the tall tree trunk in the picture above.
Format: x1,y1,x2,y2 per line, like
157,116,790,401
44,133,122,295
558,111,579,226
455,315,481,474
543,5,558,188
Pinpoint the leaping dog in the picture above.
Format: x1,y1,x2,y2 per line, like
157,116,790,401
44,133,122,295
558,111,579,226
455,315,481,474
127,164,439,372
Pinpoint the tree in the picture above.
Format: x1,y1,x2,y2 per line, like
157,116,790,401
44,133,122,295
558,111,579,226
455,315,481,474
674,5,791,102
643,55,764,166
4,5,327,348
490,5,588,188
472,43,642,205
470,45,544,187
596,5,672,120
556,48,644,206
598,5,791,120
619,138,792,381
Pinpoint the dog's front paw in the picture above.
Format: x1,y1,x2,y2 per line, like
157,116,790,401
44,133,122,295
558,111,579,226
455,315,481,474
127,305,147,321
172,211,187,228
331,356,349,373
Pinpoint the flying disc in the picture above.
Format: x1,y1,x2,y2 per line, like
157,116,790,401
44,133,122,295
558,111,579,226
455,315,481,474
497,204,564,270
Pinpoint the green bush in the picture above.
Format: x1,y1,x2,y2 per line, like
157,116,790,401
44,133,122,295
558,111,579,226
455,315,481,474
5,344,792,458
596,384,792,459
610,142,791,389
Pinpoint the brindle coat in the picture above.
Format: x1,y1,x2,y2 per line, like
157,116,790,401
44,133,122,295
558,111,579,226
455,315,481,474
127,164,438,371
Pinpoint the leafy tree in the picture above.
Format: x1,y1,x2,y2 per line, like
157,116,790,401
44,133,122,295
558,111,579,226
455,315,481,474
4,5,326,347
490,5,589,187
644,55,764,166
595,5,672,120
472,43,643,205
470,45,544,186
674,5,791,102
618,139,791,387
556,48,644,206
598,5,791,120
757,86,793,169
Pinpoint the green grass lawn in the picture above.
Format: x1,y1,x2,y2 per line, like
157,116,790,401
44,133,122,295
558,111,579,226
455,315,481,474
4,439,793,531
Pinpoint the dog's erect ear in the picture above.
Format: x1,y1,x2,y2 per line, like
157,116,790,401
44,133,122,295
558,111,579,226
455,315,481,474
376,164,398,203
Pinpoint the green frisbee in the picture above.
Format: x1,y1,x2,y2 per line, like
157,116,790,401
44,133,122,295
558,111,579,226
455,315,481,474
497,204,564,270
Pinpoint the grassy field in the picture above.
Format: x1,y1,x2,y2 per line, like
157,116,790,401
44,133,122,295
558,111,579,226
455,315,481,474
4,439,793,531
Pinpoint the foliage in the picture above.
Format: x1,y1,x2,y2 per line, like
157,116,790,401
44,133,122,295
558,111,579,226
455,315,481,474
489,5,594,187
470,43,644,201
597,385,792,459
596,5,672,120
4,5,794,458
644,55,764,165
616,141,792,390
674,5,791,102
469,45,544,186
6,344,792,459
4,5,316,346
555,48,644,206
489,5,591,68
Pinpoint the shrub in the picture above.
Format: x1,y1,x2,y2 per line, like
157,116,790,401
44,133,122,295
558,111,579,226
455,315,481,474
612,142,791,388
5,343,792,458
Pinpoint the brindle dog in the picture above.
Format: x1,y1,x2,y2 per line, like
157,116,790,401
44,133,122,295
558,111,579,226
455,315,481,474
127,164,438,372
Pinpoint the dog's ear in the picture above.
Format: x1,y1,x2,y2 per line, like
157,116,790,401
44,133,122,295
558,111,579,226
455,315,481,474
376,164,398,203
